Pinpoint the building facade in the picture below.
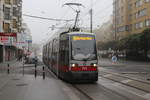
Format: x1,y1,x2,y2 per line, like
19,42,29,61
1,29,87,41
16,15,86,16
94,19,114,43
113,0,150,39
18,23,32,55
0,0,22,62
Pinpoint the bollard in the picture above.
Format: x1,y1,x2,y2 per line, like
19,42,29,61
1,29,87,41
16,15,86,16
34,63,37,78
35,63,37,69
7,64,10,74
34,69,37,78
43,66,45,80
23,63,24,76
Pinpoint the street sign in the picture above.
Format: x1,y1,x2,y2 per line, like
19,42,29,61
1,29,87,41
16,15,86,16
0,32,17,37
112,56,117,63
0,36,17,46
26,40,32,43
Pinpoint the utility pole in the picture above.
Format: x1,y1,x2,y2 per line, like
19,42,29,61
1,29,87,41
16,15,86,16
90,9,93,33
114,0,117,41
90,0,93,33
28,40,29,52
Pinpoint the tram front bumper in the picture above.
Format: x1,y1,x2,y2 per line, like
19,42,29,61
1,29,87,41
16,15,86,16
66,71,98,82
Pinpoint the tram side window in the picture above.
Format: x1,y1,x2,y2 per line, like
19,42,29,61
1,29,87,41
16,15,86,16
52,39,58,67
48,42,51,61
60,35,69,67
46,44,49,60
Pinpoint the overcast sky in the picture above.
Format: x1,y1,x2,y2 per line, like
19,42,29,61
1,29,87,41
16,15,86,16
22,0,113,44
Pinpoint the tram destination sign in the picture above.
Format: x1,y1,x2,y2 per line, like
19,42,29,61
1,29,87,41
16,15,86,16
0,32,17,37
73,36,93,40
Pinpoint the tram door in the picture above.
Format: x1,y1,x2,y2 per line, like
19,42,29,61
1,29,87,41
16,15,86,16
59,35,69,77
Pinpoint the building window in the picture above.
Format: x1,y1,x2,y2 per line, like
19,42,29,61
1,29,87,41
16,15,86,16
128,4,132,10
13,0,17,5
117,26,126,32
13,7,17,17
129,14,132,21
12,19,17,28
135,9,147,19
5,0,11,4
135,22,144,29
145,19,150,26
3,23,10,32
135,0,143,7
127,24,132,32
4,7,11,20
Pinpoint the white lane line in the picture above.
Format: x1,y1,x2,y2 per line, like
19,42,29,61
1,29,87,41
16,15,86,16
121,79,132,83
143,94,150,100
103,74,112,77
113,82,121,86
112,83,148,99
99,74,150,99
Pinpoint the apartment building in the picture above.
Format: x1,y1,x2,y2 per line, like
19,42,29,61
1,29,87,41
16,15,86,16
113,0,150,39
0,0,22,62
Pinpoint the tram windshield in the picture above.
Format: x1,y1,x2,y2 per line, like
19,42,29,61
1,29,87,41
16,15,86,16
71,34,97,61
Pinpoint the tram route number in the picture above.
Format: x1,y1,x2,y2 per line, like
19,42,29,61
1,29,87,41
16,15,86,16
82,67,87,70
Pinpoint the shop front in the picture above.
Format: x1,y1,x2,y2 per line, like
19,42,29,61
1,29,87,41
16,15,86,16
0,45,3,63
0,32,17,62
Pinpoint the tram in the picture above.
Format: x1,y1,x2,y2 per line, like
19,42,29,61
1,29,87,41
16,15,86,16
43,29,98,82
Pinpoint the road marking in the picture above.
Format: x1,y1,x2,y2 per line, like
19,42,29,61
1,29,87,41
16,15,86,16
103,74,112,77
121,72,148,74
113,82,120,86
143,94,150,100
121,79,132,83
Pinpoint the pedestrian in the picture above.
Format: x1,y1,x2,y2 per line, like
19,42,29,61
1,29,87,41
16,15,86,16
18,55,22,61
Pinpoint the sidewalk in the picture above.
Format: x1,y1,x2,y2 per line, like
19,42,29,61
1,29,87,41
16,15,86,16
0,61,80,100
0,59,23,74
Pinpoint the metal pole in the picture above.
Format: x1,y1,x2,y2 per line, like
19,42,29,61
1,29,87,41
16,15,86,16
114,0,117,41
34,63,37,78
90,9,93,33
23,61,24,76
28,41,29,52
7,64,10,74
43,66,45,80
74,11,80,29
90,0,93,33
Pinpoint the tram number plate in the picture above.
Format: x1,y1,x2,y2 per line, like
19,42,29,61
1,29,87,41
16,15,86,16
82,67,87,70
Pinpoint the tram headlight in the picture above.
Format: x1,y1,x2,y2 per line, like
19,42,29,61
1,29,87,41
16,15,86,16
71,64,78,67
93,64,97,67
71,64,76,67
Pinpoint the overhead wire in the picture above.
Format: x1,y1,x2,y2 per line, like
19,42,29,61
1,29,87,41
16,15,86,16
80,0,113,29
23,14,73,22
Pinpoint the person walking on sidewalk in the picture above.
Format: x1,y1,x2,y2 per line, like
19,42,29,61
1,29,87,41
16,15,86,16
18,54,22,61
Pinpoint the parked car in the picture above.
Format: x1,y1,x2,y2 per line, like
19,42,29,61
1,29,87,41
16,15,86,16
25,56,38,64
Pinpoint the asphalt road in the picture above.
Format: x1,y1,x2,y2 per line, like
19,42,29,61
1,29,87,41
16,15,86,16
99,59,150,81
0,60,150,100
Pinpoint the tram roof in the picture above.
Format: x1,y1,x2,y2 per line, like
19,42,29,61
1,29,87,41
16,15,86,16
43,29,95,46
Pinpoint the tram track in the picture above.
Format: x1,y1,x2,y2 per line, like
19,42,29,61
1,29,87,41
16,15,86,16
98,71,150,93
72,85,94,100
45,66,94,100
45,65,147,100
100,70,150,85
